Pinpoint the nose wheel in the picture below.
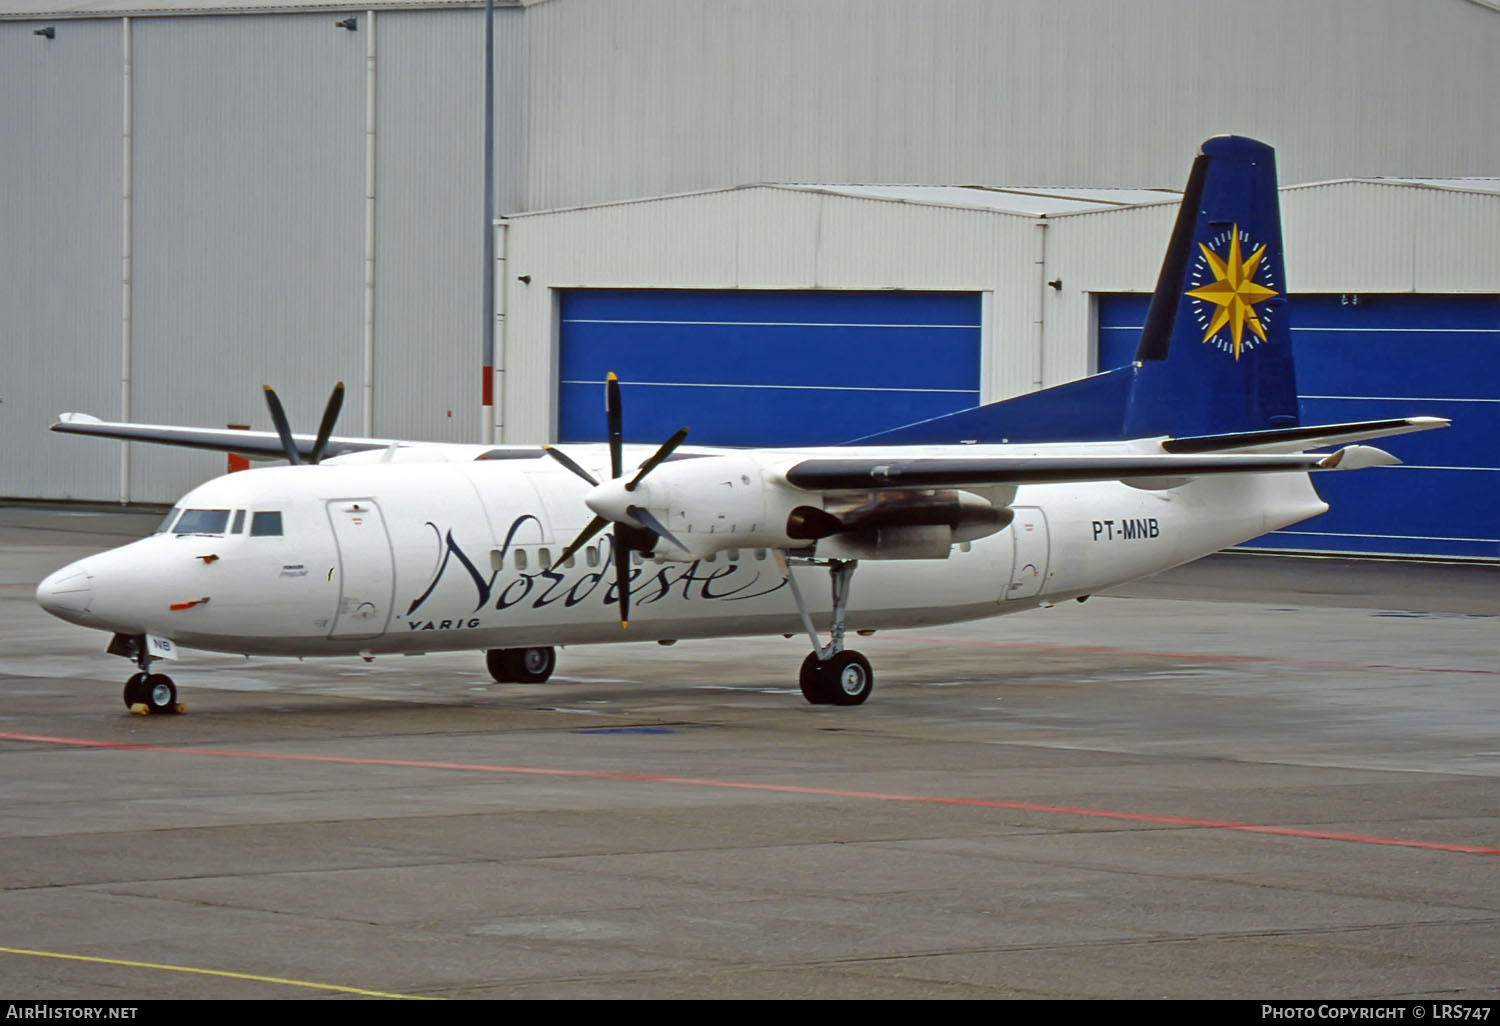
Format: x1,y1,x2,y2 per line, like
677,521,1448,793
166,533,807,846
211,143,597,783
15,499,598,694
122,670,180,714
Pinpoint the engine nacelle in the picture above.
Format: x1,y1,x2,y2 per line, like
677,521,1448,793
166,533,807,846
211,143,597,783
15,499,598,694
816,491,1013,560
588,458,1012,561
588,453,818,557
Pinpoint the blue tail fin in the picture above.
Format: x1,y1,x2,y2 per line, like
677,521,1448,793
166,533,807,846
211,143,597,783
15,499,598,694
851,135,1298,445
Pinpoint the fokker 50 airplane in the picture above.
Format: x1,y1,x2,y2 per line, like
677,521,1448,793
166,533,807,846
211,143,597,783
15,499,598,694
38,136,1446,714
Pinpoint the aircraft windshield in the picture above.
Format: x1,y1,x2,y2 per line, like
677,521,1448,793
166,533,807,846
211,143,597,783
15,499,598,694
154,509,181,534
172,508,230,535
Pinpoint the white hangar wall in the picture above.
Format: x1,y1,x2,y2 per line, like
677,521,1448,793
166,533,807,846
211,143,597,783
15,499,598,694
496,186,1065,444
525,0,1500,210
482,177,1500,443
0,5,529,504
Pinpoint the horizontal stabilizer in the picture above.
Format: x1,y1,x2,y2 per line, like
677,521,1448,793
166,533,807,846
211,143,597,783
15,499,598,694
1163,416,1449,454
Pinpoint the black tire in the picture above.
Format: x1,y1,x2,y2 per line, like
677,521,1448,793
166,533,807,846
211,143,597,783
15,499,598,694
485,648,514,683
826,650,874,706
799,652,835,705
487,647,557,684
142,673,178,714
122,672,148,708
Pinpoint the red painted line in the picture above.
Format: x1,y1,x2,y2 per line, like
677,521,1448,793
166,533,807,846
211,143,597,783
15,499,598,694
3,731,1496,856
878,634,1500,677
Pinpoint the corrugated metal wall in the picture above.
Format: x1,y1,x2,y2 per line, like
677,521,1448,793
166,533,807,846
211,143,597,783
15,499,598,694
525,0,1500,210
3,8,527,503
129,13,368,500
0,19,124,500
373,8,527,444
6,0,1498,508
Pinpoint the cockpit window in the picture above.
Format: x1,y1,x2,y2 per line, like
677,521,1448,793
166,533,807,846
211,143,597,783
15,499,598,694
155,509,181,535
250,511,283,537
172,509,230,535
231,510,246,534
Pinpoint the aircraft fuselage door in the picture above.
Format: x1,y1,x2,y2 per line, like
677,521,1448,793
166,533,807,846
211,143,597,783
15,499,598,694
1005,506,1050,601
326,499,395,639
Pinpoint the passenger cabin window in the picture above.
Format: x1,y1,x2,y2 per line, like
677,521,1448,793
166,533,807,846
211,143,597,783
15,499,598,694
250,511,283,537
586,546,600,568
173,509,230,535
514,549,529,571
231,510,246,534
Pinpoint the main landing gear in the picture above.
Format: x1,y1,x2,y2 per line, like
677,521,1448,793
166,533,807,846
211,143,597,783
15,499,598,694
779,555,874,706
486,646,557,684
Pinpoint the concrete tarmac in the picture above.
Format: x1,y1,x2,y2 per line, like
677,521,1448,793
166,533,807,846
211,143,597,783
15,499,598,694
1,506,1496,999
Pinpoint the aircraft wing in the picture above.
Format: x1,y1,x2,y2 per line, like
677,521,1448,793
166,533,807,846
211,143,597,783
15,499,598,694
781,451,1344,491
51,413,392,460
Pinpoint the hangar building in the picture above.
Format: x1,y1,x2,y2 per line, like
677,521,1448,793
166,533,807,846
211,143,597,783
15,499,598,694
2,0,1496,559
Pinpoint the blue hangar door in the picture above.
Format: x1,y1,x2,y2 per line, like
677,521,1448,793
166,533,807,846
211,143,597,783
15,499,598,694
558,290,982,448
1098,293,1499,561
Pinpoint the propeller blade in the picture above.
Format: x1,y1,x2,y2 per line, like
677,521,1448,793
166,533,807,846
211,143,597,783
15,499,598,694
551,514,609,572
625,427,689,491
613,530,631,628
606,372,623,480
627,505,689,555
262,386,302,465
309,381,345,465
542,445,600,487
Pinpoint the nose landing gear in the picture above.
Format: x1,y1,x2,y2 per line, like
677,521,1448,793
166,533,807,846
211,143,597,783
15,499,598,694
110,634,184,715
122,671,180,714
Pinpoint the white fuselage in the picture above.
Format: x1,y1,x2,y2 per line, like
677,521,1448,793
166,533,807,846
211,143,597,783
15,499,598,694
37,441,1330,659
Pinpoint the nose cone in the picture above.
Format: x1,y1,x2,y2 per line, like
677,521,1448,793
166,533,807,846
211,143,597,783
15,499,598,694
36,563,92,622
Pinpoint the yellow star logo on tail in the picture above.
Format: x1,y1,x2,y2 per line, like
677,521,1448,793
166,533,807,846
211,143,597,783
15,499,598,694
1185,225,1279,360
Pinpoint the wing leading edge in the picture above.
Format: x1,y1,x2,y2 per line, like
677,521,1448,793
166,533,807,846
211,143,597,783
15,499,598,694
783,451,1347,492
51,414,391,461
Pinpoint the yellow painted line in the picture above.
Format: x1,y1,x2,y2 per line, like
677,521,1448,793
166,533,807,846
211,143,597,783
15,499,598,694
0,946,440,1000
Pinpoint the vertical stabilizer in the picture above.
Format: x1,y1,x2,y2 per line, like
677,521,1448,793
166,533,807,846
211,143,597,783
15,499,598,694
849,135,1298,445
1124,135,1298,437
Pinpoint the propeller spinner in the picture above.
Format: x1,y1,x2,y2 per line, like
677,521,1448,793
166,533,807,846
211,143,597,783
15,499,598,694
543,373,688,628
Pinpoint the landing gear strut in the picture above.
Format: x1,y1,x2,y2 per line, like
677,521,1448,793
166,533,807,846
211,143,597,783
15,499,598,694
486,646,557,684
779,555,874,706
113,635,181,714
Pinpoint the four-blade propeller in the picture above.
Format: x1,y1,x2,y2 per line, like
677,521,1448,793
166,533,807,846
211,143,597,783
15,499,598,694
263,382,345,465
543,373,688,628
